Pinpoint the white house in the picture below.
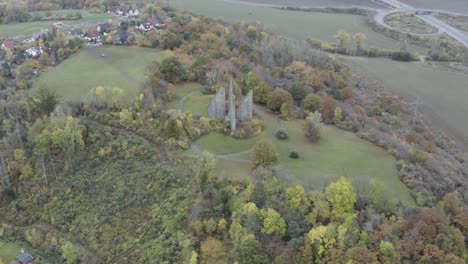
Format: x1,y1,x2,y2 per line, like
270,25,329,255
129,9,139,17
25,47,44,58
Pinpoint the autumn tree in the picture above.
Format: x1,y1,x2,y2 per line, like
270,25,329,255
157,56,186,84
161,31,183,50
378,241,396,263
250,140,278,168
319,96,337,122
200,237,226,264
62,241,78,264
31,85,60,116
325,177,356,221
34,115,85,172
267,89,293,112
335,30,350,50
354,32,367,52
261,208,286,237
233,236,267,264
435,225,466,258
333,107,342,124
442,192,463,216
304,111,322,143
286,184,305,211
245,71,271,104
302,93,320,113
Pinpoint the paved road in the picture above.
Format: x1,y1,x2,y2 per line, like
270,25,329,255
374,9,443,36
376,0,468,48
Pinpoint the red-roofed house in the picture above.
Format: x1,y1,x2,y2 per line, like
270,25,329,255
2,40,15,50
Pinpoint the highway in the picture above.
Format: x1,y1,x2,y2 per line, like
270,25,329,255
376,0,468,48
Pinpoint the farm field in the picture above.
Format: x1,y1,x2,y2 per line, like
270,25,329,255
231,0,384,9
172,0,411,51
0,10,112,37
174,85,414,204
340,56,468,152
32,46,162,101
401,0,468,15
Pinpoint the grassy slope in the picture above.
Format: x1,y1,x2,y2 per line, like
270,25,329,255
174,86,413,204
32,46,162,101
0,241,21,263
172,0,414,51
0,10,112,37
340,56,468,150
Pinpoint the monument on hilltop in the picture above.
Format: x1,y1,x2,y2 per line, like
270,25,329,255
207,79,253,131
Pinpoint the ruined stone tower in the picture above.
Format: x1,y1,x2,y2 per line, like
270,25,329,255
227,79,237,131
207,78,253,131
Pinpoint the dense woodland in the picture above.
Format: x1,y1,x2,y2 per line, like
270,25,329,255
0,1,467,263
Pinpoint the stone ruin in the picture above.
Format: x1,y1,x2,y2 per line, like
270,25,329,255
207,79,253,131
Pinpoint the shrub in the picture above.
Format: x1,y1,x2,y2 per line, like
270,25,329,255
405,131,420,144
275,128,289,140
267,89,293,112
302,93,321,113
408,149,428,163
157,57,186,84
289,151,299,159
251,140,278,168
319,96,336,122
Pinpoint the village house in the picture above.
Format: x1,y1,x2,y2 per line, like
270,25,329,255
110,8,139,17
25,46,44,59
128,9,139,17
10,250,35,264
1,40,15,50
84,29,101,45
138,19,167,32
97,23,113,34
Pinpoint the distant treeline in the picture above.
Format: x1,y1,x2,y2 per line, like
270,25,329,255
0,5,83,24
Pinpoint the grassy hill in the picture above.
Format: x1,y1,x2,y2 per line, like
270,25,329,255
174,85,414,205
32,46,162,101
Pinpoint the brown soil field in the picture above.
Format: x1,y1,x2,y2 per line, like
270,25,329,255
234,0,385,9
400,0,468,15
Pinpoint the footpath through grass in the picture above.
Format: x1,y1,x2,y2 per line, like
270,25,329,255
32,46,162,101
175,84,414,204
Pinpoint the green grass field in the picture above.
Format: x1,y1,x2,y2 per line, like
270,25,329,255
177,87,413,204
340,56,468,151
0,241,21,263
0,10,112,37
32,46,162,101
172,0,420,51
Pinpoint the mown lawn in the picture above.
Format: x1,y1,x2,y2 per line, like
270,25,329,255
180,86,414,204
0,10,112,37
0,241,21,263
32,46,162,101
